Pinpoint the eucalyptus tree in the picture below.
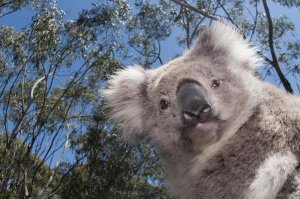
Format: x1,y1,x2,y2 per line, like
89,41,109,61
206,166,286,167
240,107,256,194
0,1,129,198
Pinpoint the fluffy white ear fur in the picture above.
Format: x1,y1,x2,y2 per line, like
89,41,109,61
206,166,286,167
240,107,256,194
103,66,147,140
192,21,262,70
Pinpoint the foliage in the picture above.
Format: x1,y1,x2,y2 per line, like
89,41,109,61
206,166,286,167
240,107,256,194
0,0,299,198
127,0,174,67
59,107,171,199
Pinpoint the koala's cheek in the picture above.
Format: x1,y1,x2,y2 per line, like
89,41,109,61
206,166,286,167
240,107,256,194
209,99,232,123
208,97,224,119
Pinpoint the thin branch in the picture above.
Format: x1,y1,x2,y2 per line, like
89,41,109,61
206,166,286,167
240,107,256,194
156,39,163,65
0,9,18,19
216,0,236,27
262,0,293,93
24,169,30,198
36,122,71,198
190,17,205,42
169,0,218,20
30,76,46,99
249,0,259,41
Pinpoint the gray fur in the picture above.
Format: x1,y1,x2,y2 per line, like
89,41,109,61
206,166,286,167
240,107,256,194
104,22,300,199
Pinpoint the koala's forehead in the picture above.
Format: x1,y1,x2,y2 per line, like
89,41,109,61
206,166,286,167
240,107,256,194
148,55,228,91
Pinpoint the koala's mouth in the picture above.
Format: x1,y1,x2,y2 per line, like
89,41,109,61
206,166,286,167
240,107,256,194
182,106,216,132
182,107,220,134
191,120,217,131
184,118,218,134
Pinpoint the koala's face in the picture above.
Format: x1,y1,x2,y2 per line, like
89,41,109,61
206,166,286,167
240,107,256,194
145,56,251,152
104,22,261,153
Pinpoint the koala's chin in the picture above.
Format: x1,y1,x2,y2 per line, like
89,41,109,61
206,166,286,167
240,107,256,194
183,120,219,152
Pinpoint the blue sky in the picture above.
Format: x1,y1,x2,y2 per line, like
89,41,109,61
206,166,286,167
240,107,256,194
1,1,299,68
0,0,94,29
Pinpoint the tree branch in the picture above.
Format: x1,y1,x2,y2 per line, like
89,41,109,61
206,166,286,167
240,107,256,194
24,169,30,198
169,0,218,20
262,0,293,93
216,0,236,26
249,0,259,41
36,122,71,198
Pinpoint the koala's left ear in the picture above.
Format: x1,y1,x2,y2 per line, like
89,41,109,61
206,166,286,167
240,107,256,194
190,21,262,71
103,66,148,141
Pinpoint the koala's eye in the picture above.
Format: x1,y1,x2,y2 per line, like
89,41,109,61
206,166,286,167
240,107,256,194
160,99,170,110
211,79,221,88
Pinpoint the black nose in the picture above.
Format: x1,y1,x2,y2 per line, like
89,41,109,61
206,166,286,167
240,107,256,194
177,80,213,126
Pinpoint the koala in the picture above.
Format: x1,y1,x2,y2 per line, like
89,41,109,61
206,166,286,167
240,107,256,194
104,22,300,199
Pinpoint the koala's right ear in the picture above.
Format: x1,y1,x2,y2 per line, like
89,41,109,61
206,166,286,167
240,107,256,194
103,66,148,141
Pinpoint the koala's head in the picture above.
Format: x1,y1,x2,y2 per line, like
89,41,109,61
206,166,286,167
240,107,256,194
104,22,261,154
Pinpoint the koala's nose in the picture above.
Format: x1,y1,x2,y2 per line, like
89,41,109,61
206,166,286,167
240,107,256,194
183,104,212,123
177,80,213,125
